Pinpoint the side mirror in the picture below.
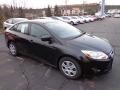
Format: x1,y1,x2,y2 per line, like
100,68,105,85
41,36,52,43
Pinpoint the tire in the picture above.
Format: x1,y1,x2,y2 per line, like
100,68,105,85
59,57,82,79
8,42,18,56
70,21,74,25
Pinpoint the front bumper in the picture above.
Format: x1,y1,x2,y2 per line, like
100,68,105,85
83,59,113,74
82,50,114,74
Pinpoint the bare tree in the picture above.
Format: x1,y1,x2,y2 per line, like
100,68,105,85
3,5,11,19
18,7,25,18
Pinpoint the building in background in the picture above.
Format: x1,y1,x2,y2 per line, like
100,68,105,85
1,3,120,19
58,3,99,16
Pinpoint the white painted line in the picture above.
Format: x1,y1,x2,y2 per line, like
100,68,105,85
44,67,52,78
16,57,24,60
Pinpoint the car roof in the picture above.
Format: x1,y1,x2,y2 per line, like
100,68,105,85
28,19,62,24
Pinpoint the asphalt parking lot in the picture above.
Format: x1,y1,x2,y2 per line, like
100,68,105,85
0,18,120,90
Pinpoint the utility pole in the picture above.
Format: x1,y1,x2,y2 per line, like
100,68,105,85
82,0,85,15
82,0,86,15
101,0,105,16
65,0,68,16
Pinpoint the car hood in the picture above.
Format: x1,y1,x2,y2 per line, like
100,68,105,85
67,34,112,54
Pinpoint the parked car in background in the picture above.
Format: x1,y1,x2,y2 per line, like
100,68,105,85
85,15,95,22
93,15,100,21
77,16,86,22
70,16,85,24
3,18,28,29
114,14,120,18
89,15,97,21
5,19,114,79
79,16,90,23
97,16,105,20
105,14,111,17
61,16,79,25
51,16,70,24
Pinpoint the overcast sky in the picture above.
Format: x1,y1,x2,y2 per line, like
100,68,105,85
0,0,120,8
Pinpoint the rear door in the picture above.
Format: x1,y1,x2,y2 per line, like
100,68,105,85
8,23,32,54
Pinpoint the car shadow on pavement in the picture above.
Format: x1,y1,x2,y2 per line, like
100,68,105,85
15,54,111,81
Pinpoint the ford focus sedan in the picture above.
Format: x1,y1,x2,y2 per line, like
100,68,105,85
4,19,114,79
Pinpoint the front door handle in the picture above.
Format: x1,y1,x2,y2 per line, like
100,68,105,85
29,40,33,43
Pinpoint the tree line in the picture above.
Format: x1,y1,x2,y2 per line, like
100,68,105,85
45,5,61,17
0,4,61,28
0,5,26,28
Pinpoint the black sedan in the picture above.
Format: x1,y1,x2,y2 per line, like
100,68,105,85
4,19,114,79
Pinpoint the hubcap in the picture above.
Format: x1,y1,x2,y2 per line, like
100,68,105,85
61,61,77,77
9,44,16,55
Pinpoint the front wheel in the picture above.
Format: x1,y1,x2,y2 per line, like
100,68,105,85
59,57,82,79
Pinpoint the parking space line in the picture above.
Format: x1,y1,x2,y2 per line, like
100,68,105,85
44,67,52,78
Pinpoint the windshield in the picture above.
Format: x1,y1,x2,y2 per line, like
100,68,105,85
62,17,70,20
71,17,77,19
57,17,64,20
45,22,82,39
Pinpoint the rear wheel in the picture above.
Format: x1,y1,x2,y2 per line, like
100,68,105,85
59,57,82,79
8,42,18,56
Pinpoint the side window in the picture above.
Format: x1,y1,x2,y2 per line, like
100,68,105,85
10,24,18,31
17,23,29,34
30,24,50,38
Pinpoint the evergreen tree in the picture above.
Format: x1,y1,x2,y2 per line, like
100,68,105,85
54,5,61,16
46,5,52,17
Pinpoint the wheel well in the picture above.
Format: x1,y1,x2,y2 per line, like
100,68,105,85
57,55,79,69
4,27,7,30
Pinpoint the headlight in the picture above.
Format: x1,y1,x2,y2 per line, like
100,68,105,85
81,50,108,60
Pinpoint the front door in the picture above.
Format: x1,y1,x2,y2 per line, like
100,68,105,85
29,23,59,65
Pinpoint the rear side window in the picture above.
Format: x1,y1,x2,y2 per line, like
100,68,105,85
17,23,29,34
10,23,29,34
30,24,50,38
